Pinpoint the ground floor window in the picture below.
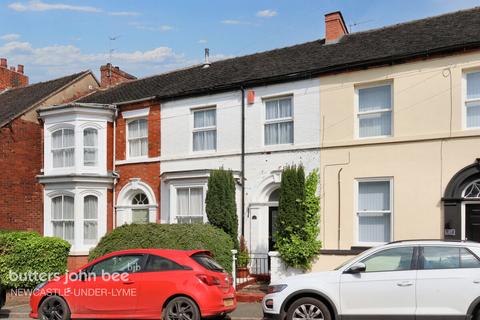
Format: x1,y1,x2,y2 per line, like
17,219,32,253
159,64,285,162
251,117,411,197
176,187,204,224
52,195,74,243
357,179,392,244
83,195,98,245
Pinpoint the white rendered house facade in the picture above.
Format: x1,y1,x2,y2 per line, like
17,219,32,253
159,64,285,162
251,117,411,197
160,78,321,256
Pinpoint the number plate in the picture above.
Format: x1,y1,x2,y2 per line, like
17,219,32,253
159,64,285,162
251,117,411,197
224,299,234,307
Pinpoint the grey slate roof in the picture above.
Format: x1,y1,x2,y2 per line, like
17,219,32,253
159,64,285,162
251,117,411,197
81,7,480,105
0,71,90,127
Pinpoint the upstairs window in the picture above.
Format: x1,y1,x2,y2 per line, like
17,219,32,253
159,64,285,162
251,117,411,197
466,71,480,128
357,84,392,138
176,187,204,224
193,108,216,151
265,97,293,145
128,119,148,158
52,129,75,168
51,195,74,243
83,128,98,167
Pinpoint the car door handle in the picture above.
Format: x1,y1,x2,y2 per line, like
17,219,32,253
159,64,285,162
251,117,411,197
397,281,413,287
123,281,135,285
473,280,480,284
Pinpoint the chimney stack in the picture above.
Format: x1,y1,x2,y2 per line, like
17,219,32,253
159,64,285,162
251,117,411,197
325,11,348,44
100,63,136,88
0,57,29,90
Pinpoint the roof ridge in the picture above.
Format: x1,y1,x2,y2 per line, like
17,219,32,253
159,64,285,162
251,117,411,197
347,6,480,37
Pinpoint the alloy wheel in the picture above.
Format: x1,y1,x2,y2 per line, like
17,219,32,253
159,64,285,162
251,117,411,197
166,299,196,320
292,303,324,320
41,298,65,320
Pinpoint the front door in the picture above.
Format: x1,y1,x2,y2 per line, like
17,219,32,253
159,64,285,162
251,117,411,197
466,204,480,242
268,207,278,252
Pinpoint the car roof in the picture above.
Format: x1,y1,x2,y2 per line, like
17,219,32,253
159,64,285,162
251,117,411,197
98,249,211,260
384,240,480,247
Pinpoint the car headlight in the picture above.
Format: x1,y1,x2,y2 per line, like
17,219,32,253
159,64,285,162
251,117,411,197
268,284,288,293
34,281,48,292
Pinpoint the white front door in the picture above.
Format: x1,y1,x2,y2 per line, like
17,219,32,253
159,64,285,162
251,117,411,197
340,246,417,318
416,246,480,317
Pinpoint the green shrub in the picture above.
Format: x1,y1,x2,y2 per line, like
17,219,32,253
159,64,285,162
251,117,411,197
276,168,321,270
0,231,70,288
205,168,239,249
89,223,234,272
237,235,250,268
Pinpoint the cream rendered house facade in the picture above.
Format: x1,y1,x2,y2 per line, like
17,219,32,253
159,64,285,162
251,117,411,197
314,51,480,271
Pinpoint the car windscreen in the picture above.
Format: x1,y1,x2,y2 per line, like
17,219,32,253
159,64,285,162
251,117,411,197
191,254,225,273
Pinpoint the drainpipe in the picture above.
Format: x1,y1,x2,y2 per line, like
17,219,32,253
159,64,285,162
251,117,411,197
240,87,246,237
337,167,343,249
112,106,118,229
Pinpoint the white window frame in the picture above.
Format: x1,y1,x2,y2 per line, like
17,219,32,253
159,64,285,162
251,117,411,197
126,118,148,159
463,70,480,130
355,83,393,139
354,177,394,246
171,184,207,224
192,107,217,152
263,95,294,146
83,128,98,167
83,195,98,245
51,194,75,243
51,128,75,168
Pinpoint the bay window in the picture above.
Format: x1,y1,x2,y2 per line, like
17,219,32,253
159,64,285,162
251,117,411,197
128,119,148,158
357,179,392,244
357,84,392,138
83,128,98,166
51,195,74,243
264,97,293,145
52,129,75,168
193,108,216,151
176,187,204,223
466,71,480,128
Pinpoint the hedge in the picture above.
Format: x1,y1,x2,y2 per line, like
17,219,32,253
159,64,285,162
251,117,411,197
0,231,71,288
89,223,234,272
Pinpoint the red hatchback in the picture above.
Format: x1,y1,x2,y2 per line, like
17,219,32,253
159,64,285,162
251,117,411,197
29,249,236,320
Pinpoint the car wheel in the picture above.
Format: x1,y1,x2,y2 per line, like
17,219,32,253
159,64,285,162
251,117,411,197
286,297,331,320
163,297,200,320
38,296,71,320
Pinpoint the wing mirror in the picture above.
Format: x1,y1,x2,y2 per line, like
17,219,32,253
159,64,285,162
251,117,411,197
345,262,366,274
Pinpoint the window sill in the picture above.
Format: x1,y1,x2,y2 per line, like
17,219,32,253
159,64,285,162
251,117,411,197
116,157,160,165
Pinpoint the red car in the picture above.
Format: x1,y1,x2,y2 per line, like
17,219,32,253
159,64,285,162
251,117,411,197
29,249,236,320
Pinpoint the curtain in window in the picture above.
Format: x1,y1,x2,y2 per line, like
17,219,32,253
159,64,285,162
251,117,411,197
176,188,203,223
193,130,216,151
83,129,98,166
467,72,480,100
190,188,203,216
84,196,98,244
265,122,293,145
358,85,391,137
359,85,391,112
128,119,148,157
194,109,216,128
52,196,74,243
193,109,216,151
358,181,391,243
177,189,189,216
52,129,75,168
359,111,391,138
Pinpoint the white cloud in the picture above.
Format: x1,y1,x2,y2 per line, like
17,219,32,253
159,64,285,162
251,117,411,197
221,19,242,25
0,40,188,82
256,9,277,17
8,0,101,13
0,33,20,41
129,21,173,32
198,39,208,44
108,11,139,17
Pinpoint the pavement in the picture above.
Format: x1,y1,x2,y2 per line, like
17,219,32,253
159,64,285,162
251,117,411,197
0,293,263,320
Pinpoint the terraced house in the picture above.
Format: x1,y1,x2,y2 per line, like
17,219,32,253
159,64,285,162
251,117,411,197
15,7,480,271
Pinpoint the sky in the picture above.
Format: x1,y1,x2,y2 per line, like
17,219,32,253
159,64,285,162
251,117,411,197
0,0,479,83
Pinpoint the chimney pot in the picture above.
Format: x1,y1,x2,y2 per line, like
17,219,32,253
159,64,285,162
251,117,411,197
9,66,15,72
0,58,6,68
325,11,348,43
203,48,211,68
17,64,24,74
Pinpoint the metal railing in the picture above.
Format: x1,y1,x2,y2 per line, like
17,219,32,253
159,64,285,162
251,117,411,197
231,250,270,289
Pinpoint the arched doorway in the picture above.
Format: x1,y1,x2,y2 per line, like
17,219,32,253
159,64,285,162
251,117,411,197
116,179,157,226
443,159,480,240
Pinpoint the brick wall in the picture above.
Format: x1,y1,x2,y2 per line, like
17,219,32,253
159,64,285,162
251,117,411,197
0,118,43,233
100,63,136,88
0,58,28,90
114,100,161,222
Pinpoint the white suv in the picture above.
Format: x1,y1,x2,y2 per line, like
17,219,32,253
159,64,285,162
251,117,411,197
263,240,480,320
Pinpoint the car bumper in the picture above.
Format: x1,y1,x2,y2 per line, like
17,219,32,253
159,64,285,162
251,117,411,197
199,288,237,317
29,311,38,319
263,311,283,320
